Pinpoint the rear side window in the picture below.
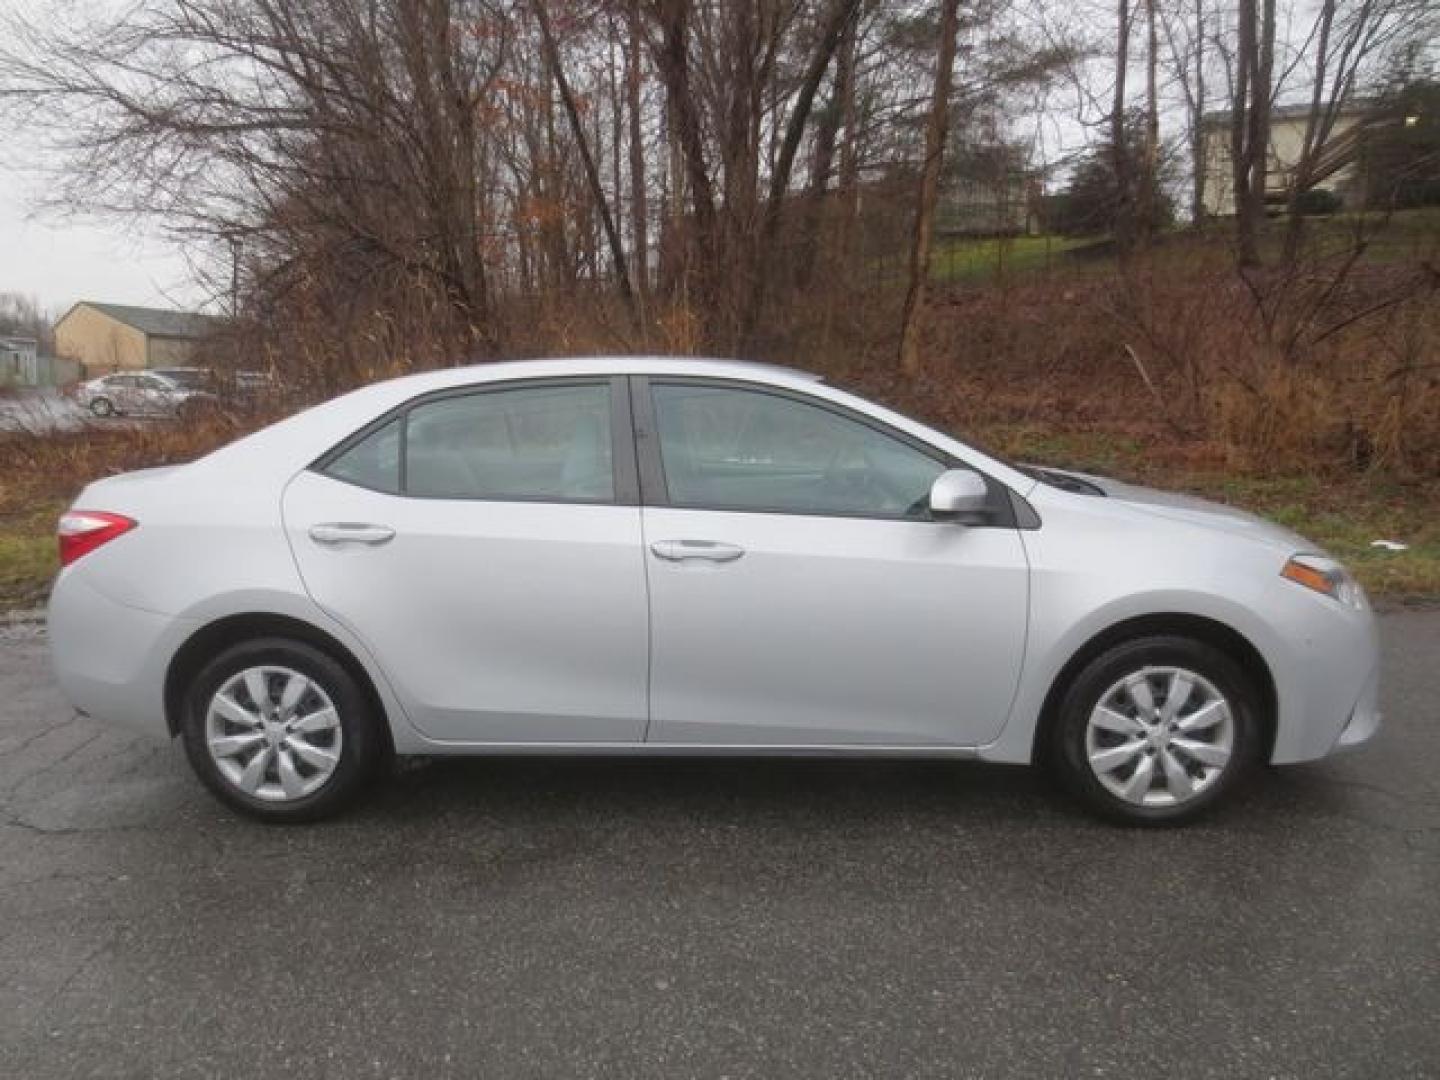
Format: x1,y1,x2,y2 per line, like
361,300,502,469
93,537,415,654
319,383,614,502
324,418,401,493
406,384,612,501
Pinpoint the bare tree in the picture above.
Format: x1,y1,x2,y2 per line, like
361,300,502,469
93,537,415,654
741,0,862,345
1161,0,1215,226
626,0,651,310
1111,0,1136,252
533,0,637,317
1229,0,1277,267
898,0,962,377
1281,0,1434,261
1137,0,1161,243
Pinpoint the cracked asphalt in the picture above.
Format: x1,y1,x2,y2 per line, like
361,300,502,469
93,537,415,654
1,612,1437,1079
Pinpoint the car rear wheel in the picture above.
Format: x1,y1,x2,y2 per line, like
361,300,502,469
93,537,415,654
180,637,384,822
89,396,115,417
1049,635,1261,825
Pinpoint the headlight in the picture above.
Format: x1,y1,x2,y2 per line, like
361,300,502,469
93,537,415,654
1281,554,1366,609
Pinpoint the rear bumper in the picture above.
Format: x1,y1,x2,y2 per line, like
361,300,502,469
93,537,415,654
48,569,192,739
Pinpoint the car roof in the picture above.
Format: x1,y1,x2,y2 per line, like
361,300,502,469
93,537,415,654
379,355,823,393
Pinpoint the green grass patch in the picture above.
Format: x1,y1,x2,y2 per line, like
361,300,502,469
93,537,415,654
926,208,1440,284
929,234,1095,282
0,509,59,611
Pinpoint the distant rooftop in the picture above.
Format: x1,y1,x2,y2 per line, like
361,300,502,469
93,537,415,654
1200,100,1374,128
65,302,217,340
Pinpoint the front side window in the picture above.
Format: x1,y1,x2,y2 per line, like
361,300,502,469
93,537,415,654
650,383,946,518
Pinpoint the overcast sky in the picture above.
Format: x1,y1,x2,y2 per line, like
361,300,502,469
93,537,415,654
0,159,203,318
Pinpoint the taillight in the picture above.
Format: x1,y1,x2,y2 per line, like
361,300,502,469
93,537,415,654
58,511,137,567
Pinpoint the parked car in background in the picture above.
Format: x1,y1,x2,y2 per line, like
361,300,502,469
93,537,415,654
48,358,1380,825
152,366,217,393
231,369,286,407
74,371,217,419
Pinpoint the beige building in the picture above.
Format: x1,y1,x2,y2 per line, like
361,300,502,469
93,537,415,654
1201,102,1370,216
54,302,215,375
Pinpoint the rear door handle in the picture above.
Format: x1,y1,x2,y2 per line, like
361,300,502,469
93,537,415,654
309,523,396,547
650,539,745,563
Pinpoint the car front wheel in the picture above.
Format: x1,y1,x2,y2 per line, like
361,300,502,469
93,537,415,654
1049,635,1261,825
180,637,385,822
89,396,115,417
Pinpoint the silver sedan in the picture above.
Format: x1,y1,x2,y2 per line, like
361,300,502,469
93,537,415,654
48,358,1380,824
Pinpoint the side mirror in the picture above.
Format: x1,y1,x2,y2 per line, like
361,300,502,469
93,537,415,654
929,469,992,523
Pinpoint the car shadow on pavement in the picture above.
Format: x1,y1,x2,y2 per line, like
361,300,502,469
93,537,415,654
350,754,1309,834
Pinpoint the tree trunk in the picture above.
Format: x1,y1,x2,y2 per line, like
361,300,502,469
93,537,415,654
739,0,862,347
1112,0,1134,254
897,0,962,378
533,0,636,317
1189,0,1207,226
1139,0,1160,244
1233,0,1275,267
627,0,650,311
836,15,862,271
1282,0,1335,264
796,10,856,289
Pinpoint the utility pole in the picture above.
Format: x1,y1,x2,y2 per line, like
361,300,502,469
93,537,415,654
228,235,242,318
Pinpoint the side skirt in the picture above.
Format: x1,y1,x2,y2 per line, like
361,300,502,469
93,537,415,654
398,741,984,759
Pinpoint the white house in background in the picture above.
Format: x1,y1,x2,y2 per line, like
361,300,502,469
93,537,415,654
0,335,40,385
1200,101,1372,216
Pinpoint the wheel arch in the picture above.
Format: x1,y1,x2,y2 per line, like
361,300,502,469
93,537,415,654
1031,612,1278,765
163,611,395,758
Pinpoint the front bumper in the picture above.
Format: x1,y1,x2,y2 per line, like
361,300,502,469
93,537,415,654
1267,584,1382,764
1333,663,1382,751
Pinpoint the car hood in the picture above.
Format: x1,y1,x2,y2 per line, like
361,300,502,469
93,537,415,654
1034,467,1318,555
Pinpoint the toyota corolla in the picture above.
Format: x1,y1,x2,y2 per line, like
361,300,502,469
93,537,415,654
48,358,1380,824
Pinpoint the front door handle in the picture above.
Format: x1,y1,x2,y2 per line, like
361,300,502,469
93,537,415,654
309,522,396,547
650,539,745,563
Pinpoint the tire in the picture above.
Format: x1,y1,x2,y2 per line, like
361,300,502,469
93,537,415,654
180,637,385,822
1047,635,1261,826
89,396,115,417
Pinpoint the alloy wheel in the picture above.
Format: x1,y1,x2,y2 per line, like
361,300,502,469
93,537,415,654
205,665,343,802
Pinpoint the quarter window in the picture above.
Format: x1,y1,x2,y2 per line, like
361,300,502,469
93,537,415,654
650,383,946,518
324,418,402,494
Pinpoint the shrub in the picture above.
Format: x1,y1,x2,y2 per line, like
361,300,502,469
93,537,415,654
1295,188,1343,215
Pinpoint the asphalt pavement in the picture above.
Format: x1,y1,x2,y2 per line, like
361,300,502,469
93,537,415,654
1,611,1436,1078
